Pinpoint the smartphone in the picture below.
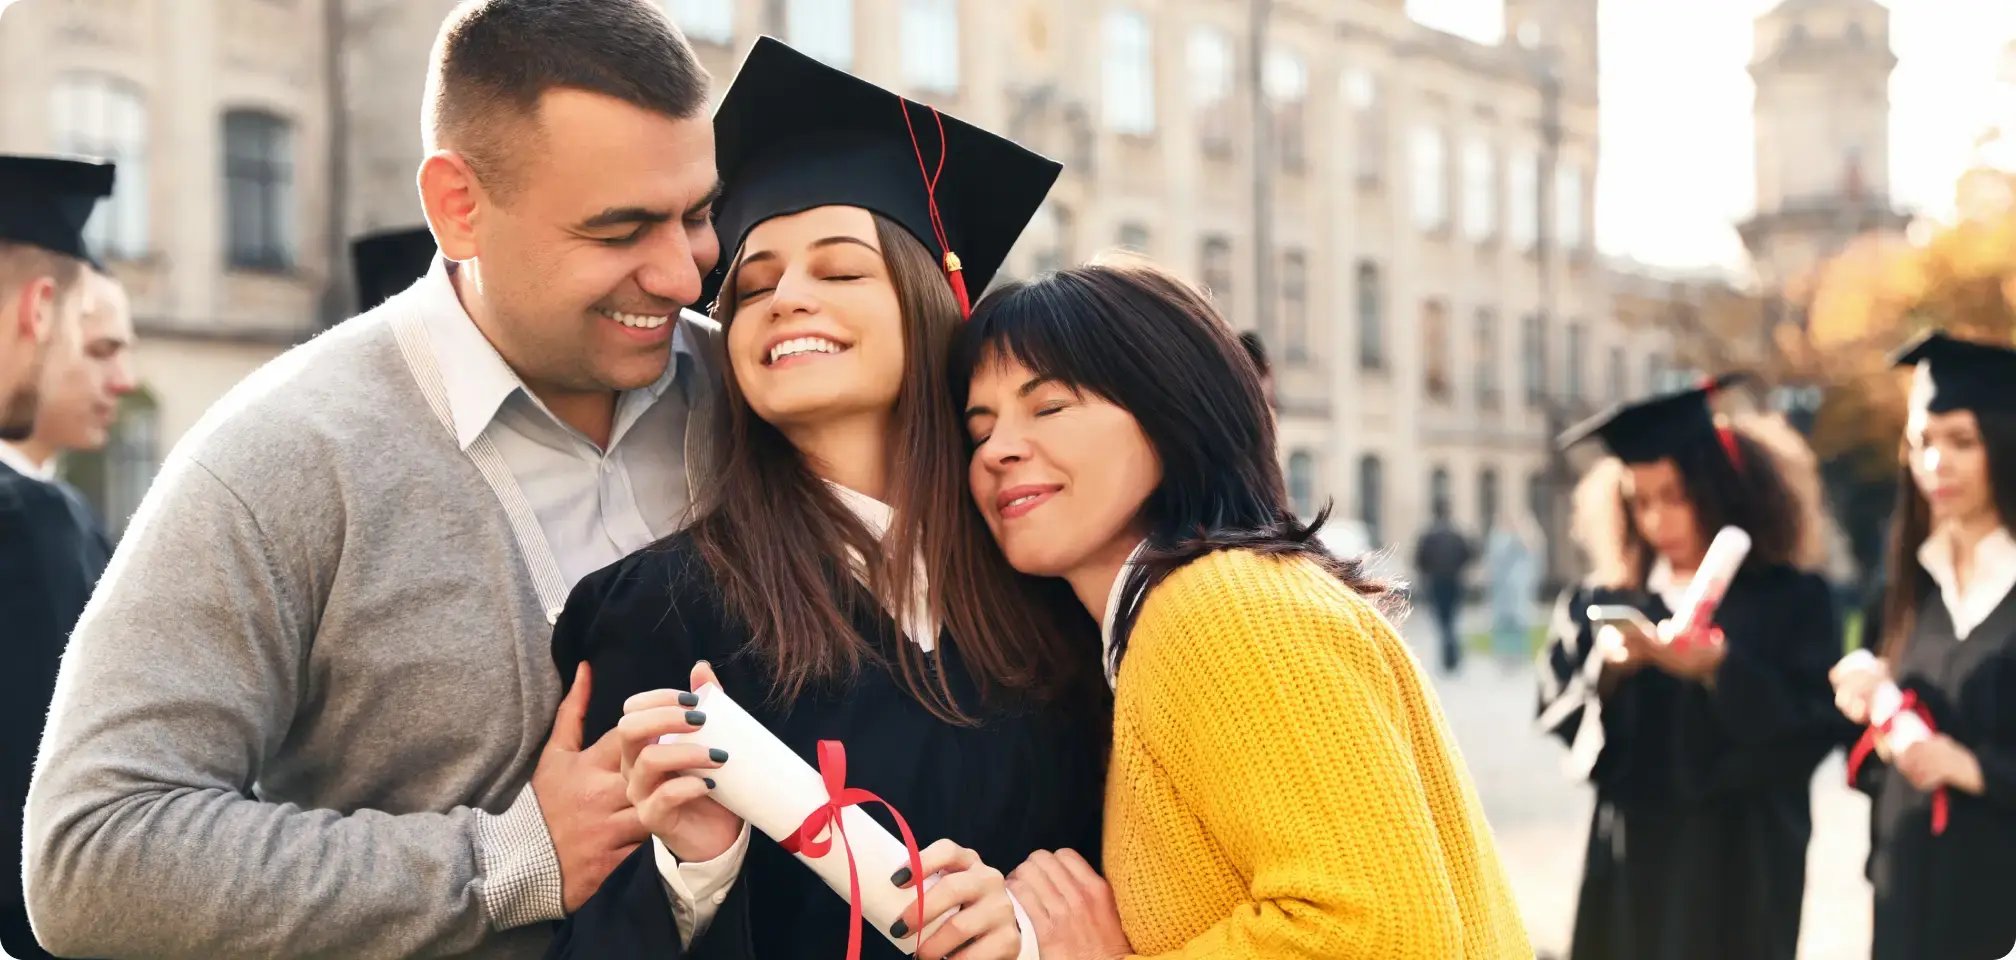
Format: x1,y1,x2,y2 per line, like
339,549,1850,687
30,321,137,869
1586,604,1658,641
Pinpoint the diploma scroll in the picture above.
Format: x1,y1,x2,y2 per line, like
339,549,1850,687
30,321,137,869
661,684,947,954
1659,526,1751,647
1839,650,1948,834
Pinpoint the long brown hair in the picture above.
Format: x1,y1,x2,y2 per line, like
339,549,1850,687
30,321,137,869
951,258,1396,674
691,212,1094,722
1569,412,1827,591
1879,407,2016,659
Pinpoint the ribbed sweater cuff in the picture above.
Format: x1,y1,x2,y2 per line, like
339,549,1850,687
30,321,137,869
473,783,566,929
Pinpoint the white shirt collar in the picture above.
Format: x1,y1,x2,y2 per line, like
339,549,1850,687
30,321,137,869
825,481,937,652
1099,540,1151,690
1917,525,2016,640
1646,558,1690,613
412,258,692,451
0,442,55,482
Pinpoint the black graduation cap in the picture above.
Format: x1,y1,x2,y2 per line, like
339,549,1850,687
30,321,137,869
350,226,437,308
0,154,115,265
1891,330,2016,415
704,37,1062,314
1558,373,1752,464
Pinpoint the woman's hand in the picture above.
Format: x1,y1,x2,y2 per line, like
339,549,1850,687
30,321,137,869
1829,652,1891,726
1896,733,1987,795
1644,623,1727,684
890,839,1020,960
1005,849,1132,960
615,661,745,862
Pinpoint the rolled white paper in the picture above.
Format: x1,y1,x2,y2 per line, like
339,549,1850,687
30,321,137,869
660,683,946,952
1660,526,1751,644
1836,650,1932,752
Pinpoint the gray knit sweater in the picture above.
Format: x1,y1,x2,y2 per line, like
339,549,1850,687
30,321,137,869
22,287,719,959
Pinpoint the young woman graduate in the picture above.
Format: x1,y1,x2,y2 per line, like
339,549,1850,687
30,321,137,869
544,38,1106,960
1831,331,2016,960
1535,378,1843,960
956,259,1530,959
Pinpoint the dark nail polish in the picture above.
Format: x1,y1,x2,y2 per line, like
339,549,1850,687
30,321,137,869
678,691,699,707
708,748,729,763
890,866,913,888
686,710,707,726
890,919,909,939
703,777,717,790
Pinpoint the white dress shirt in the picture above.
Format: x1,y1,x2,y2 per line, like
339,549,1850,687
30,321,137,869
414,264,751,937
0,441,56,481
417,266,698,588
1917,525,2016,640
655,484,1039,957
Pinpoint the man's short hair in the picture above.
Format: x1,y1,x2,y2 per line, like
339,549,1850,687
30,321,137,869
1238,330,1270,377
0,241,86,306
424,0,711,199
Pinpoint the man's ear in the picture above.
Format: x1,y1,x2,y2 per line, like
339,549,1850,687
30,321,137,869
419,150,485,262
10,275,56,345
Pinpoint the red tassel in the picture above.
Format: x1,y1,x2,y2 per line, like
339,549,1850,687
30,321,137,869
1716,425,1745,474
945,253,970,318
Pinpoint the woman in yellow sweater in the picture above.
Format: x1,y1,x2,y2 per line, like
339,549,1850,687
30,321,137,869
952,258,1531,959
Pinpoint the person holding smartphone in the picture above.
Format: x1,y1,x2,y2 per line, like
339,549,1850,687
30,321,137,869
1537,377,1843,960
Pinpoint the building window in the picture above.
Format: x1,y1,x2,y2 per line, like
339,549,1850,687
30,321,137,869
1528,471,1551,545
1116,221,1151,254
900,0,960,92
1356,260,1385,371
1410,125,1449,232
667,0,733,45
223,109,294,271
1564,320,1586,404
1461,137,1496,243
1557,161,1587,253
1847,21,1866,46
1027,201,1070,276
1344,69,1383,185
1430,465,1453,518
1358,454,1384,545
1522,312,1547,406
1608,345,1628,402
1475,307,1500,410
1288,449,1317,519
66,389,159,540
1265,49,1308,171
1479,467,1500,532
1423,298,1452,402
1189,27,1236,156
51,74,148,260
1282,249,1309,363
1200,234,1233,310
1508,147,1538,250
787,0,853,69
1102,9,1156,135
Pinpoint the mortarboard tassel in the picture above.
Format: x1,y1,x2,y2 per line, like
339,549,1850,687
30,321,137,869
900,98,970,318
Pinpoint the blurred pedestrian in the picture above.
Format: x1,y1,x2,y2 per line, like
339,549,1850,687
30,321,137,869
1485,508,1543,670
1414,502,1475,673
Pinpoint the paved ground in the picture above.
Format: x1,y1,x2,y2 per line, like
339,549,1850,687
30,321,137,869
1402,605,1874,960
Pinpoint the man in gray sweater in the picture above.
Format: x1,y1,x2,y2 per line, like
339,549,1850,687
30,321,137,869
22,2,730,957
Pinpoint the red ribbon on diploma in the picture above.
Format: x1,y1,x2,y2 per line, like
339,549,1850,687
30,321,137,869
1847,690,1949,836
777,740,929,960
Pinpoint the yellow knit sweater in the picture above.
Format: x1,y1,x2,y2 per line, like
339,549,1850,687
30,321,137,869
1104,549,1531,959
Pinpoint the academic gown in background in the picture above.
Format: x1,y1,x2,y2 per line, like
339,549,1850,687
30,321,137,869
1856,576,2016,960
1538,564,1843,960
1,462,110,960
546,533,1109,960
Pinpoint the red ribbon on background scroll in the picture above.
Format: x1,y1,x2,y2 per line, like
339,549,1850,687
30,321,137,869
1847,690,1949,836
777,740,929,960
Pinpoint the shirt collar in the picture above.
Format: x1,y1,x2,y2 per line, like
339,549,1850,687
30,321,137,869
1646,558,1689,613
825,481,937,652
1100,540,1151,689
1917,525,2016,640
413,258,693,451
0,442,54,482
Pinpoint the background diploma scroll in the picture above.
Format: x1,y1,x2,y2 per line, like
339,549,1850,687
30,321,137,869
659,683,949,953
1658,525,1751,646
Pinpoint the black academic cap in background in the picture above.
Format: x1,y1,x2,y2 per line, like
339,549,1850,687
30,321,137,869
1557,373,1752,464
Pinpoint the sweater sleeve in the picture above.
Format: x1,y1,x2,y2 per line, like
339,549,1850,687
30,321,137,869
1122,556,1496,960
23,456,560,960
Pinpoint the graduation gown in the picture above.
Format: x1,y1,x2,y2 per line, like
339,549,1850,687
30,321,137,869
1858,577,2016,960
1538,564,1843,960
1,463,110,960
545,532,1108,960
